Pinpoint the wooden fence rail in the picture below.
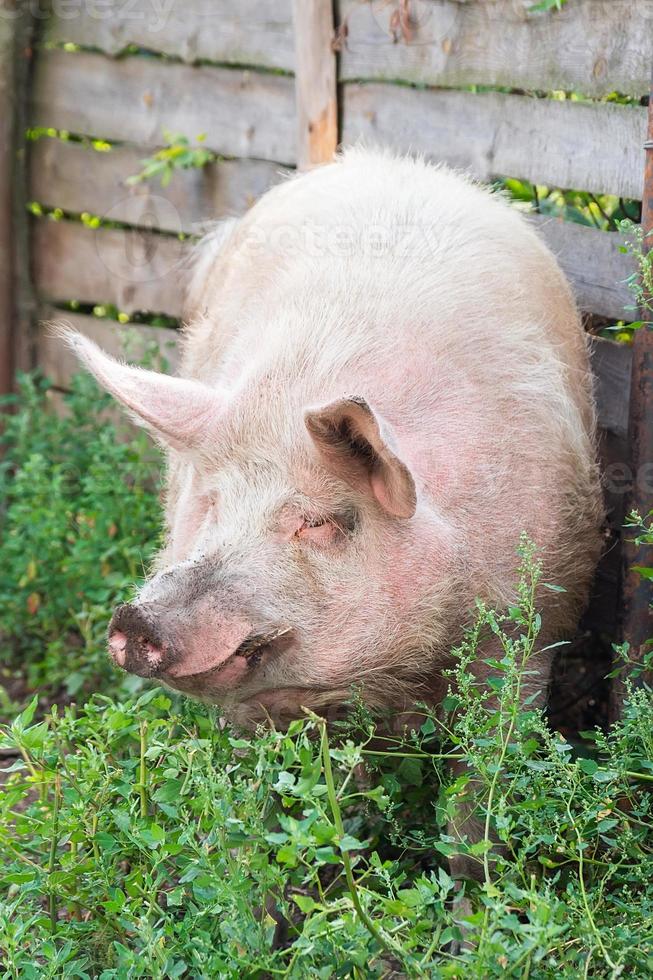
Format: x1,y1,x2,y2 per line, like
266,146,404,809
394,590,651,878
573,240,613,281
337,0,653,96
32,49,297,164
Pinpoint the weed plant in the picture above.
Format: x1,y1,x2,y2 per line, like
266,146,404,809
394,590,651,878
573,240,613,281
0,372,162,707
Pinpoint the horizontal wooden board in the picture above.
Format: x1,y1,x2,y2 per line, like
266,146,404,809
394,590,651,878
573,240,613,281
37,309,180,388
43,0,295,69
531,215,635,323
30,138,288,233
27,141,637,322
339,0,653,97
342,82,646,199
32,48,296,164
32,219,189,316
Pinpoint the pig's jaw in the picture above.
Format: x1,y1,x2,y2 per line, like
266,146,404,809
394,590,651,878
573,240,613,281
223,674,434,729
164,653,437,729
158,617,443,725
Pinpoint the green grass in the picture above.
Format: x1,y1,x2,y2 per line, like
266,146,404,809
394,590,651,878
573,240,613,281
1,378,652,978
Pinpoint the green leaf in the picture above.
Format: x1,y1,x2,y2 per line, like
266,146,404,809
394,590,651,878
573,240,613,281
154,778,184,803
397,887,424,908
592,769,619,784
577,757,598,775
397,757,423,787
12,695,39,732
420,716,436,736
293,894,318,914
274,771,296,793
140,822,166,848
275,846,298,867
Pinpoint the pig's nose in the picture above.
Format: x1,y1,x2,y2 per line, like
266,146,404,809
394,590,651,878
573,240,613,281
108,603,172,678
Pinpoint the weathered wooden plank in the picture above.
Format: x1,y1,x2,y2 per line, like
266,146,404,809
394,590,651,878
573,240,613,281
37,309,180,389
32,49,297,164
531,215,635,322
621,99,653,686
0,7,17,394
30,139,287,233
339,0,653,98
342,82,646,198
590,336,633,441
292,0,338,169
0,3,36,390
32,219,189,316
43,0,295,71
584,337,631,640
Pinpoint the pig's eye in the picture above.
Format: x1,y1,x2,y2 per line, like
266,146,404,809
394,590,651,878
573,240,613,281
303,516,326,529
296,516,340,546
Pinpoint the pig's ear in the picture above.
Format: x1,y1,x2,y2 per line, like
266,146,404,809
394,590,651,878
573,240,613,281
304,396,417,519
59,327,222,452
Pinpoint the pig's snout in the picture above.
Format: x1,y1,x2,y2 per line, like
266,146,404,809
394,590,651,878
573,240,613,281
108,603,171,678
107,600,271,687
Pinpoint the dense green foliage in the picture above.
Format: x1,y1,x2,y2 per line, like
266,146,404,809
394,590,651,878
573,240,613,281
0,372,162,704
1,379,653,977
1,557,653,977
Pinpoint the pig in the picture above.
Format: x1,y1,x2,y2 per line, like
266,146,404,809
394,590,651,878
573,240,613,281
62,147,603,742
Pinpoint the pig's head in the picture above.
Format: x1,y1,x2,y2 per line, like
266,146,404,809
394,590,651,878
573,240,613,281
65,330,456,726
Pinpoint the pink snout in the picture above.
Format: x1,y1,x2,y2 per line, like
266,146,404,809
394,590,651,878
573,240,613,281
107,602,253,681
107,604,174,678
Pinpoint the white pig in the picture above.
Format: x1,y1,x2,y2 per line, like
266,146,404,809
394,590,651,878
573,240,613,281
63,148,604,736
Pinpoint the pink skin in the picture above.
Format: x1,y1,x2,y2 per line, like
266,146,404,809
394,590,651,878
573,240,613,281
167,466,215,564
273,506,344,547
144,643,162,668
108,631,127,667
166,615,252,679
65,330,227,452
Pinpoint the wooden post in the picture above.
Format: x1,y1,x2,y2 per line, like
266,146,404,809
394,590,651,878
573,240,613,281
0,5,17,397
616,72,653,718
292,0,338,170
0,1,33,396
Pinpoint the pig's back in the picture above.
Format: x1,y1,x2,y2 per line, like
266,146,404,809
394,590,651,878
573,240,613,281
185,148,586,395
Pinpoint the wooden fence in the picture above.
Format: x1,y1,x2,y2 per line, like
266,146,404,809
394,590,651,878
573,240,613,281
1,0,651,688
